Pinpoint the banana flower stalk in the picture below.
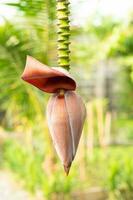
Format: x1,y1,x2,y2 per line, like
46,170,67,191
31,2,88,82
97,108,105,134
21,56,86,175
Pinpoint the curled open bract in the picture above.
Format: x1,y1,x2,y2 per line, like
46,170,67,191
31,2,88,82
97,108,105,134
21,56,76,93
21,56,86,175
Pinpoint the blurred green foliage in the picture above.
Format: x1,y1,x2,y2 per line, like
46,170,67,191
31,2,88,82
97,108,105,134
2,139,77,199
107,147,133,200
1,138,133,199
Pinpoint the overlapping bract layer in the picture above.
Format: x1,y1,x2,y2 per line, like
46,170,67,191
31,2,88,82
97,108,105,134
46,91,86,174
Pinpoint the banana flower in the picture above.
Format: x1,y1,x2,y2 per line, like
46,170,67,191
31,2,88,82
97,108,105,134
21,56,86,175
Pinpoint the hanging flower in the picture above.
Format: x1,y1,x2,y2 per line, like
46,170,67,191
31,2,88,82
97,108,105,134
21,56,86,175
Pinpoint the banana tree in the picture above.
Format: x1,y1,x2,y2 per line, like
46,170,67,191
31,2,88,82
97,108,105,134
21,0,86,175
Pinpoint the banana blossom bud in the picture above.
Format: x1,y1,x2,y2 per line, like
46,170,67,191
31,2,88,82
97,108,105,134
21,56,86,175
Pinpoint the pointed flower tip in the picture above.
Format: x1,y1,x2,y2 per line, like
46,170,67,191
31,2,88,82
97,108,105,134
64,165,71,176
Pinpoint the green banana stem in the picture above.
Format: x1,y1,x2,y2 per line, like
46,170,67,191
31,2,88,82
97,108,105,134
57,0,70,71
